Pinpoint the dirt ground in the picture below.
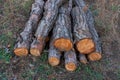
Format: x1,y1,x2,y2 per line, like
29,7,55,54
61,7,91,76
0,0,120,80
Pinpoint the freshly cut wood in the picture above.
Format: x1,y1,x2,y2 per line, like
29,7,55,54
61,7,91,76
14,0,44,56
79,54,88,64
65,49,77,71
30,0,67,56
30,36,49,56
86,7,102,61
53,3,73,51
76,0,102,61
30,38,44,56
48,39,61,66
72,7,95,54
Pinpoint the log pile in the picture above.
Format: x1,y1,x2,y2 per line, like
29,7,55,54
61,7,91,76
14,0,102,71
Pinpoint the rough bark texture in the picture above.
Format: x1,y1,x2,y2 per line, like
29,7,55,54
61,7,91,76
79,54,88,64
14,0,44,56
64,49,77,71
53,3,73,51
72,6,95,54
30,0,67,56
35,0,68,38
76,0,102,61
48,39,61,66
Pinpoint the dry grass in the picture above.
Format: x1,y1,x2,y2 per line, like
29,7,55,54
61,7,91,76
0,0,120,80
95,0,120,41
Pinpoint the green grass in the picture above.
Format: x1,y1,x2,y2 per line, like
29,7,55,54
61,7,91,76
0,73,7,80
85,67,103,80
40,51,48,62
21,0,33,14
0,33,14,63
21,70,34,79
0,49,12,63
111,5,120,12
117,69,120,79
0,64,7,80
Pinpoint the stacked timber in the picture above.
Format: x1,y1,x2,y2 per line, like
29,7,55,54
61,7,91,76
14,0,102,71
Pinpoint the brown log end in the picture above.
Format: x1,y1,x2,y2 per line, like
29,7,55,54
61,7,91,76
14,48,28,56
77,38,95,54
30,48,41,56
88,52,102,61
54,38,73,51
48,57,60,66
65,62,77,71
30,40,43,56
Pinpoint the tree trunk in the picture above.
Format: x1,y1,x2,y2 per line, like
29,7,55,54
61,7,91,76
14,0,44,56
76,0,102,61
79,54,88,64
53,2,73,51
48,39,61,66
72,6,95,54
30,0,67,56
64,49,77,71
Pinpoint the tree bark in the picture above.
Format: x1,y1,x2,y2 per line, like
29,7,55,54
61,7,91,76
64,49,77,71
48,39,61,66
72,6,95,54
79,54,88,64
53,2,73,51
75,0,102,61
14,0,44,56
30,0,67,56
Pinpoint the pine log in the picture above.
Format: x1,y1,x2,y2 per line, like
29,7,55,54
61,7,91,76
64,49,77,71
53,2,73,51
79,54,88,64
76,0,102,61
14,0,44,56
30,0,67,56
72,7,95,54
48,39,61,66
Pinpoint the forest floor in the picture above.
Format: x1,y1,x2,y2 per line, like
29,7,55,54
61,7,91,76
0,0,120,80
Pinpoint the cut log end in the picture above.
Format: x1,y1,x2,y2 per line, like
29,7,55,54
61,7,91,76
88,52,102,61
48,57,60,66
30,39,43,56
54,38,73,51
30,48,41,56
14,48,28,56
77,38,95,54
65,62,77,71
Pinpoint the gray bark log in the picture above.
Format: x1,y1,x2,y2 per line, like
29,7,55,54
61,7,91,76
75,0,102,54
14,0,44,56
52,2,73,51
